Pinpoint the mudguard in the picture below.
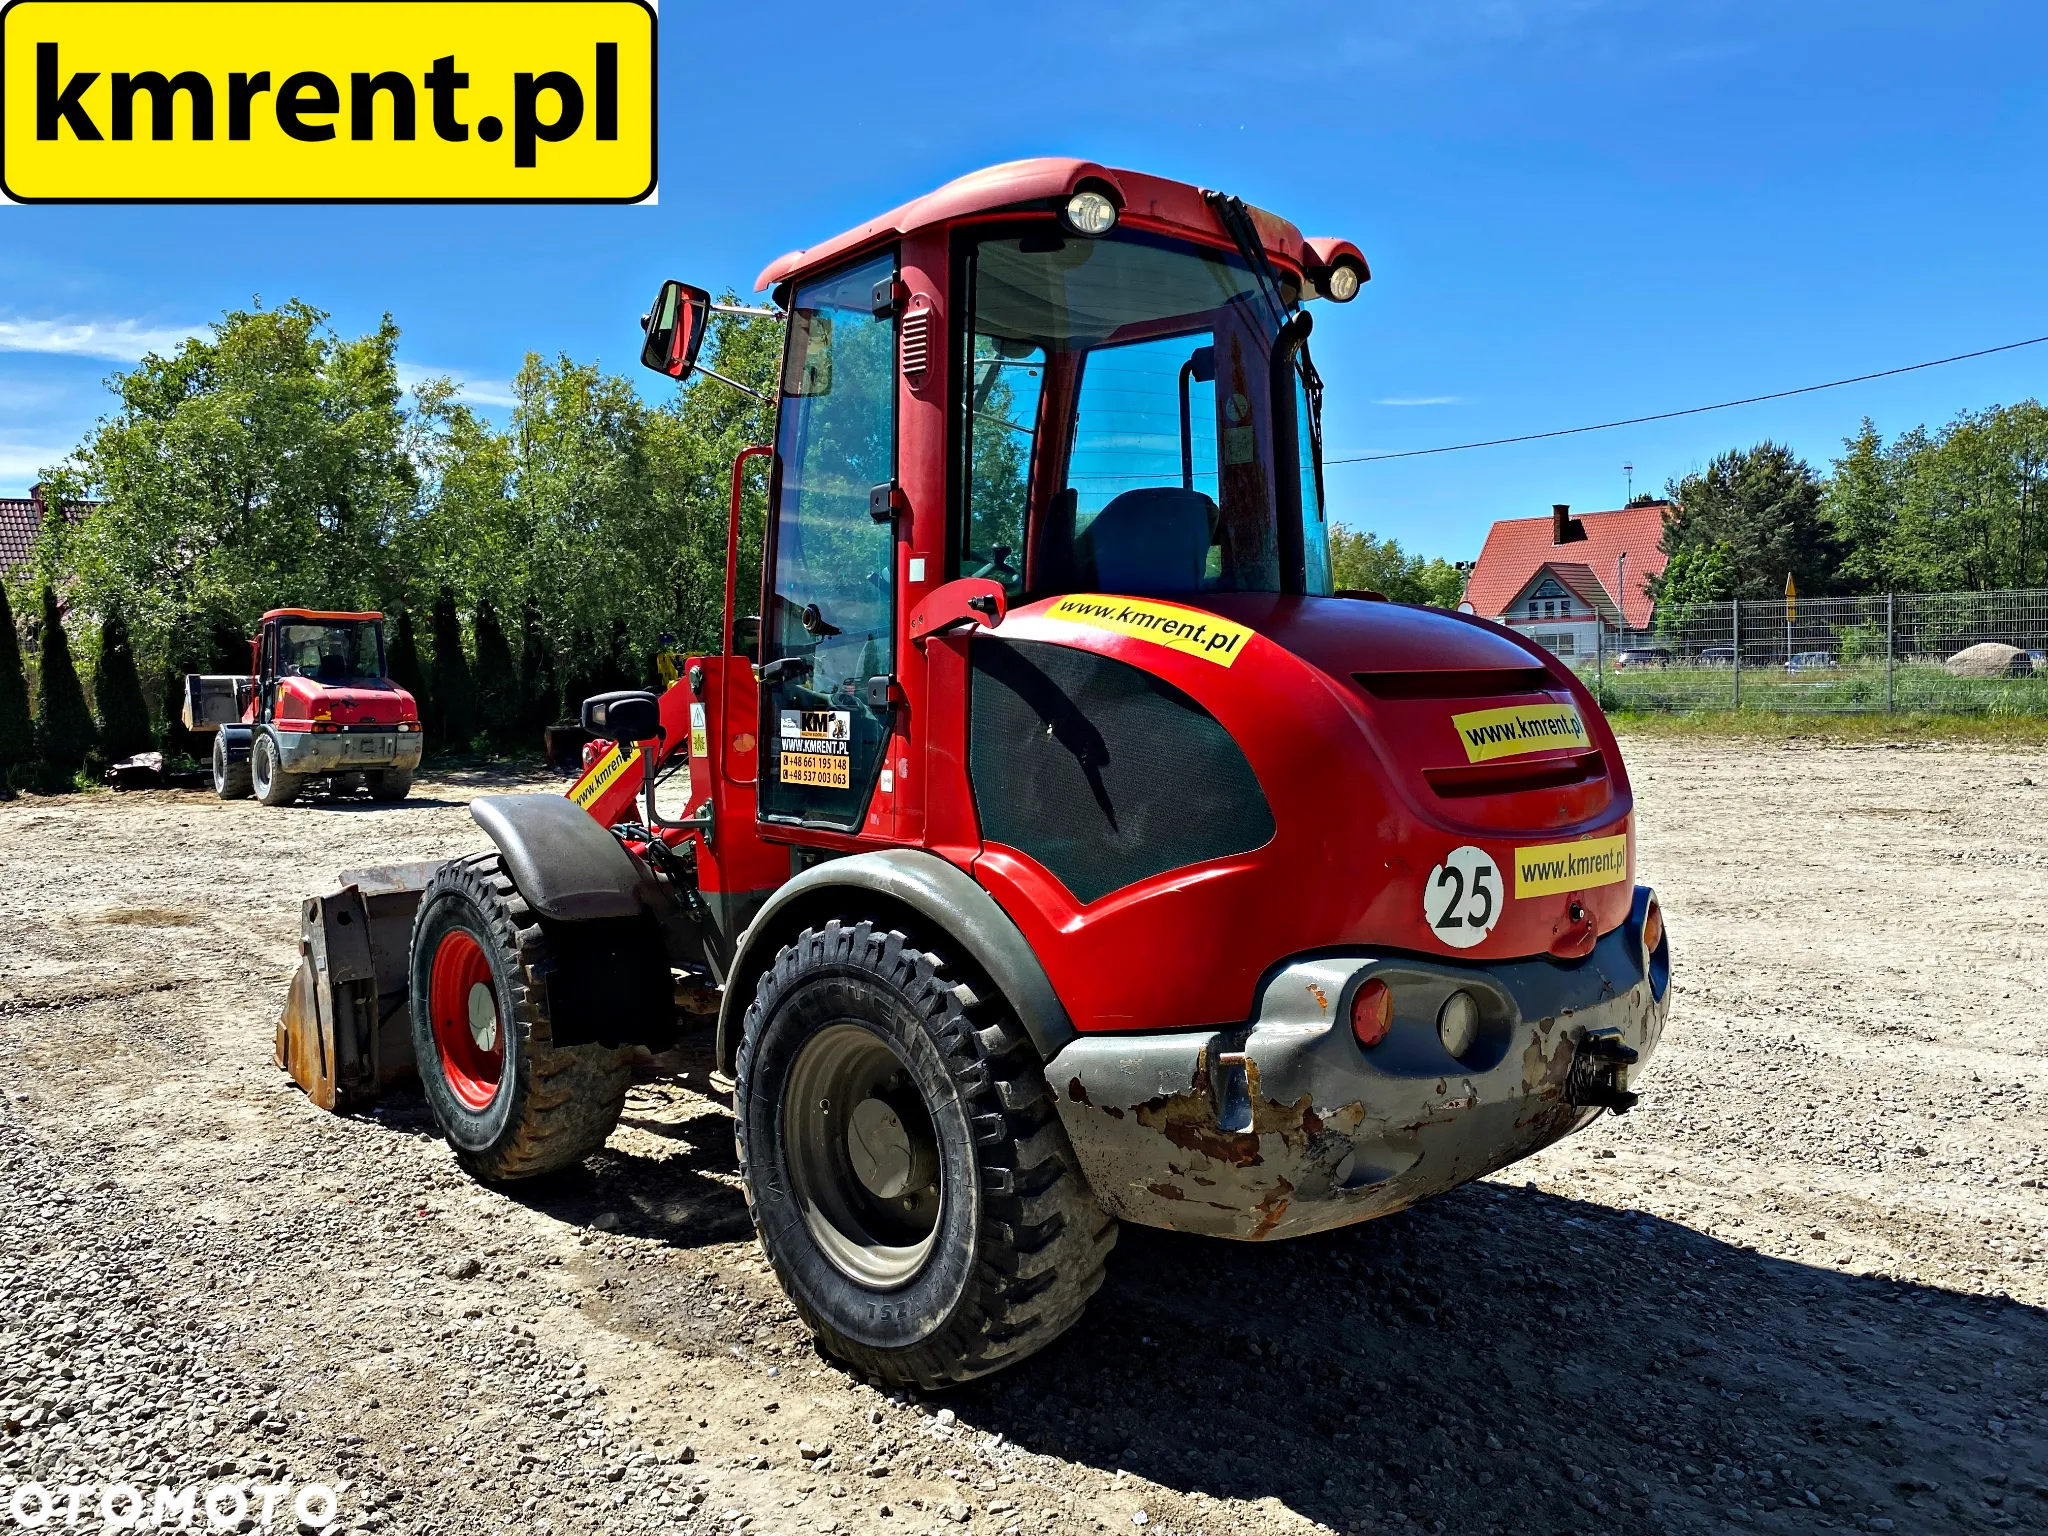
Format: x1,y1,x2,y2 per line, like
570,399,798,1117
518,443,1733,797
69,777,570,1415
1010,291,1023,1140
469,794,646,921
219,723,253,763
716,848,1077,1073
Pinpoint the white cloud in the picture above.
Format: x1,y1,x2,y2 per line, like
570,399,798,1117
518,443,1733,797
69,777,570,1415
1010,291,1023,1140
0,316,205,362
1376,396,1463,407
0,443,76,488
398,364,519,409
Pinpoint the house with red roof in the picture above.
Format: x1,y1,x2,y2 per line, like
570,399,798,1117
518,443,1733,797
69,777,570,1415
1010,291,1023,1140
1460,502,1670,660
0,484,93,579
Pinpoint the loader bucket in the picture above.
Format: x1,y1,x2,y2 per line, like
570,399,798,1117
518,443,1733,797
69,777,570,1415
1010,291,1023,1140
276,861,441,1110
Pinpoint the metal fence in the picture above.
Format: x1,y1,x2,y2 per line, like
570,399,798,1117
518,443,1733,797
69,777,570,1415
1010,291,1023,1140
1576,588,2048,714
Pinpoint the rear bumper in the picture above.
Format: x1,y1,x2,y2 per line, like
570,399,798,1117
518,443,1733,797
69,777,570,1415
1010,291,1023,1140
1044,885,1670,1241
272,729,423,776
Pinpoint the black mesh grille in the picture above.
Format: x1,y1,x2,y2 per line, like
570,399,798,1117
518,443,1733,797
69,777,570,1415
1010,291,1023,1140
969,639,1275,905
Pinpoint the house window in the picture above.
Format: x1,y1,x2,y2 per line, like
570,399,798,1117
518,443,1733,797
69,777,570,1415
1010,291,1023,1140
1529,600,1540,618
1555,632,1575,656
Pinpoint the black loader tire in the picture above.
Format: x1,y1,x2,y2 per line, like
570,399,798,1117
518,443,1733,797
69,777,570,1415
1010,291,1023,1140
212,732,251,800
409,852,639,1182
368,766,413,802
251,731,302,807
735,919,1117,1389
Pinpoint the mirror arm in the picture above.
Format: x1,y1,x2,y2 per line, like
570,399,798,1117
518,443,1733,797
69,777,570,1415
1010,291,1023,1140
711,303,784,319
691,363,774,403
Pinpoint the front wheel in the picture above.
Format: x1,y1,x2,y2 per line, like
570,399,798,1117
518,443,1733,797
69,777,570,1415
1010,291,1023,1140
734,920,1116,1389
251,731,302,806
212,733,251,800
408,853,641,1181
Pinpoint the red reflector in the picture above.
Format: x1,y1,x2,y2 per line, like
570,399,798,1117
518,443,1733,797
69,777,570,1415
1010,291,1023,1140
1351,978,1392,1048
1643,898,1664,957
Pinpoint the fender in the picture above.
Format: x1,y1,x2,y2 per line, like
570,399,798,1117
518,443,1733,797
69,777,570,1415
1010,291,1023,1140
219,723,253,763
469,795,646,921
716,848,1077,1073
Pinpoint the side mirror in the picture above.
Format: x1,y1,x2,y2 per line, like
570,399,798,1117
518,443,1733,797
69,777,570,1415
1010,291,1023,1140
639,280,712,380
582,690,662,743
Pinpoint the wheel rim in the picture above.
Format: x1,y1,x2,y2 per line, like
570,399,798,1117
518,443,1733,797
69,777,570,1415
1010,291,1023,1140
253,738,273,794
212,737,226,791
429,929,504,1110
782,1023,943,1288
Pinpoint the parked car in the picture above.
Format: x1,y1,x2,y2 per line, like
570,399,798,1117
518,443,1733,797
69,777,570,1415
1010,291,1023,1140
1614,647,1673,669
1786,651,1836,672
1697,647,1736,666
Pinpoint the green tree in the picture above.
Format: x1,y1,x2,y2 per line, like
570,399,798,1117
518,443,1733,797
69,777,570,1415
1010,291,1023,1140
93,609,154,759
1329,526,1466,606
1823,419,1895,593
1656,442,1838,599
429,589,475,746
518,598,558,733
471,598,519,748
34,586,97,776
0,582,33,774
387,609,428,714
54,301,418,668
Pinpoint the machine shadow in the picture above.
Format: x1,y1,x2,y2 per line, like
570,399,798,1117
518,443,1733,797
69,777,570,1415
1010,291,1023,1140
495,1123,753,1250
946,1182,2047,1535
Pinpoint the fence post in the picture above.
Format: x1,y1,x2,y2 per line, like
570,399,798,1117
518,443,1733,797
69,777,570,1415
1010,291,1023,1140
1885,593,1895,713
1595,619,1603,700
1732,598,1741,710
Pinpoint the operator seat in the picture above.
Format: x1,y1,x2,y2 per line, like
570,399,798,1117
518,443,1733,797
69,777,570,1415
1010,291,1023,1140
1081,487,1215,594
317,654,348,682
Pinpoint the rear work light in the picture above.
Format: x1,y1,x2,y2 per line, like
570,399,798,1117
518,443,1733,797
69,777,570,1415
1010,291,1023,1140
1062,189,1118,236
1351,978,1392,1048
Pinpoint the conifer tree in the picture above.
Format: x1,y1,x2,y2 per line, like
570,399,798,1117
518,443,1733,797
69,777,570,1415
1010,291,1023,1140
429,589,475,747
94,609,154,759
518,598,558,735
34,586,97,777
0,583,33,774
471,598,519,748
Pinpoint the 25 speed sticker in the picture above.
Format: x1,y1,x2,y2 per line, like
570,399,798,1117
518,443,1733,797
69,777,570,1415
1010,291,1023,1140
1423,845,1503,949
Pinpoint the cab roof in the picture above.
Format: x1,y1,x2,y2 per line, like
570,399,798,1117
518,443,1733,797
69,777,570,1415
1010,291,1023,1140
260,609,385,624
754,157,1367,296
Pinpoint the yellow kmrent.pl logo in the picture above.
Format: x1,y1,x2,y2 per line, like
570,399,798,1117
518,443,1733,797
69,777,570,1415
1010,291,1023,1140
1,0,654,201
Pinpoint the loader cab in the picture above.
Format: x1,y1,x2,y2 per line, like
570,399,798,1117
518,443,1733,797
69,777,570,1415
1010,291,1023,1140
251,610,389,723
641,160,1367,862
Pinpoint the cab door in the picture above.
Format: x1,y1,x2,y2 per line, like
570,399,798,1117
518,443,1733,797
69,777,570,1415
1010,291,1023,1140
757,250,899,832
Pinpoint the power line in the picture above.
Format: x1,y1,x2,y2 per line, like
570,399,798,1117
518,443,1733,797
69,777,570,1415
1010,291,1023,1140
1323,333,2048,467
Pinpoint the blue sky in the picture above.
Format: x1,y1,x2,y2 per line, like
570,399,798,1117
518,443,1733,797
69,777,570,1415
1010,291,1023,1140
4,0,2045,560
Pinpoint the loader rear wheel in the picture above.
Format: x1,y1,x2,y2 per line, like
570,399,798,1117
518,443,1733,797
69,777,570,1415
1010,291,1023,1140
409,852,637,1182
734,920,1117,1389
212,733,251,800
367,766,412,802
251,732,302,807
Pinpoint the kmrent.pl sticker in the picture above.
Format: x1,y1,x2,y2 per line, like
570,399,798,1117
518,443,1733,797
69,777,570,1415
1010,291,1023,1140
1513,833,1629,898
1042,594,1253,667
1449,701,1589,763
0,0,655,202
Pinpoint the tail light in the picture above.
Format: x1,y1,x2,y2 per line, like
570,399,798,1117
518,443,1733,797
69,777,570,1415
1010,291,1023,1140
1351,978,1392,1048
1642,898,1664,959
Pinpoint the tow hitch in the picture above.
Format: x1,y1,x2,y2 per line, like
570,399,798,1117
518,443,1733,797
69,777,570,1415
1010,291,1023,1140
1567,1027,1640,1114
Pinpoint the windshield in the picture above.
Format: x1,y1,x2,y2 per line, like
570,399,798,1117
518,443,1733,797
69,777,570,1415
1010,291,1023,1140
274,620,385,682
957,226,1328,599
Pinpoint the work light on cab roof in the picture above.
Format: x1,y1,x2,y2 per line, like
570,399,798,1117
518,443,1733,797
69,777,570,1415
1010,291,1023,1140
284,158,1672,1397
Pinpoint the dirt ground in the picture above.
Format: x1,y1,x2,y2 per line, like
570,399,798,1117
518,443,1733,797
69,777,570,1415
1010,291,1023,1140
0,736,2044,1536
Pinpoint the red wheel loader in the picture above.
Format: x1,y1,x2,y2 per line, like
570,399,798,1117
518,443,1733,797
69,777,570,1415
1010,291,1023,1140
281,160,1671,1388
184,609,423,806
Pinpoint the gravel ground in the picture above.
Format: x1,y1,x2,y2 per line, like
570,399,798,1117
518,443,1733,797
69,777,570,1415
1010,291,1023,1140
0,738,2043,1536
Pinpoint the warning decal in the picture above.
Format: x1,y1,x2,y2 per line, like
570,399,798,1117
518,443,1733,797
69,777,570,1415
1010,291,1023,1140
689,701,708,759
1450,702,1589,763
1042,595,1254,668
778,708,851,790
1513,834,1629,898
568,743,640,810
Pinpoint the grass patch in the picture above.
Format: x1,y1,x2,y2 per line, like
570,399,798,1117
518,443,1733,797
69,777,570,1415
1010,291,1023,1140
1606,710,2048,746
